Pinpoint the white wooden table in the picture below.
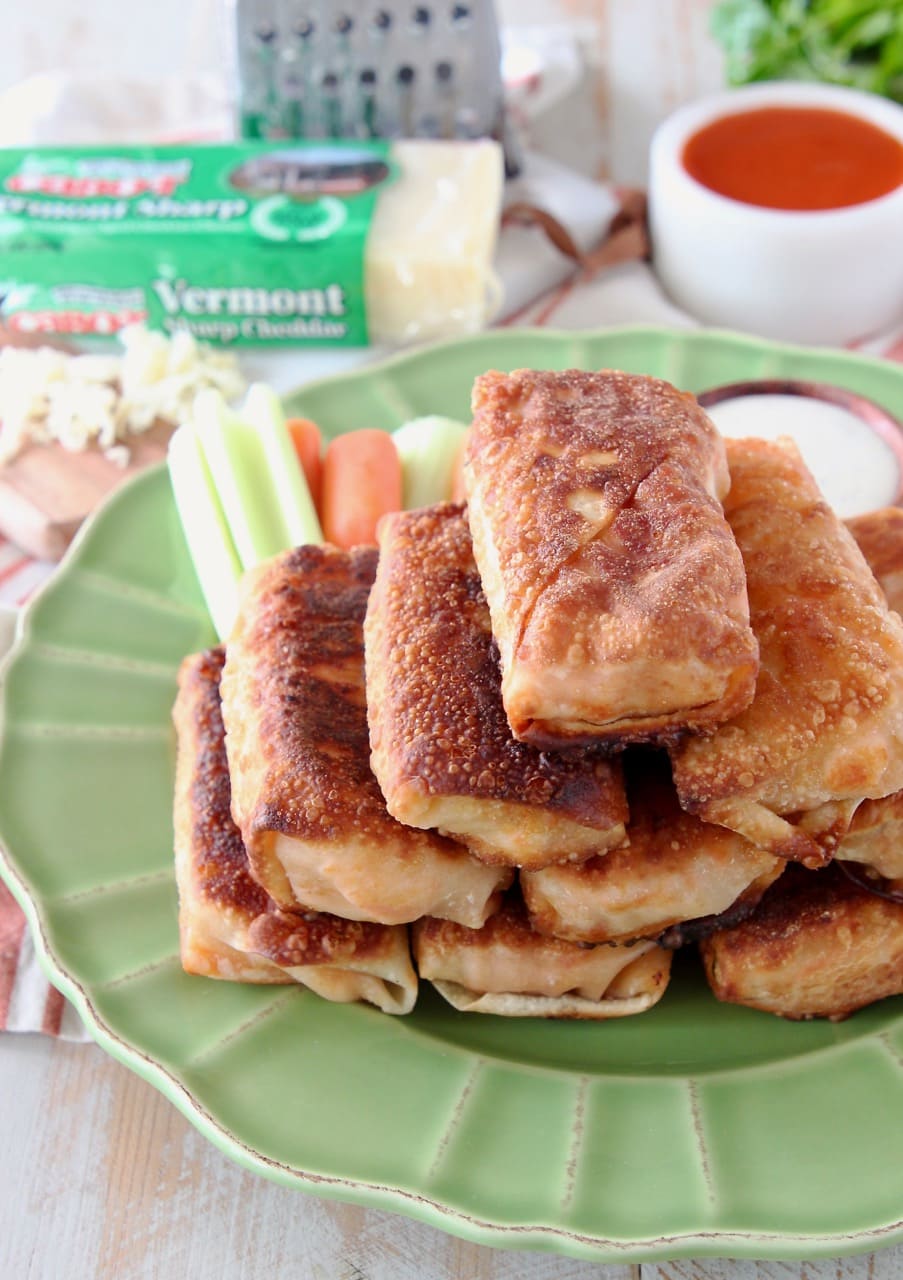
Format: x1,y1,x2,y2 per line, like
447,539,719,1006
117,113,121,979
3,1034,900,1278
3,3,903,1276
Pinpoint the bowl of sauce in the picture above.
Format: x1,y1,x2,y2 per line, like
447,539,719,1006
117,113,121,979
649,83,903,344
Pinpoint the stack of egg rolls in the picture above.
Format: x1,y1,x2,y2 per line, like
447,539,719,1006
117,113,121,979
173,367,903,1022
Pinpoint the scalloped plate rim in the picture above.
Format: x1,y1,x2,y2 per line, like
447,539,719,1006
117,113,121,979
1,324,903,1263
285,322,903,398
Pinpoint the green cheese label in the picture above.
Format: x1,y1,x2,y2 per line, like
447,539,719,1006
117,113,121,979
0,141,394,345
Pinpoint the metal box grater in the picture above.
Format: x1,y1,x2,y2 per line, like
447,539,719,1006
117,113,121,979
230,1,506,146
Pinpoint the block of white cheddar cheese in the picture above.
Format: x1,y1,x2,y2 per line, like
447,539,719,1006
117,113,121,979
0,139,505,347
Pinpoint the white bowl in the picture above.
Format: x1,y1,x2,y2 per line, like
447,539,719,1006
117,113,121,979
648,82,903,345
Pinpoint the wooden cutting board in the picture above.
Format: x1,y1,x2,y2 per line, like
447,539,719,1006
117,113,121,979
0,328,174,561
0,422,174,562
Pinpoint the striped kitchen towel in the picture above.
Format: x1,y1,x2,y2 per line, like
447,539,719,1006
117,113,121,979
0,547,91,1039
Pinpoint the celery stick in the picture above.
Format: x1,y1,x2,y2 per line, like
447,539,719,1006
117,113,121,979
242,382,323,546
392,416,468,509
167,423,243,640
193,388,288,570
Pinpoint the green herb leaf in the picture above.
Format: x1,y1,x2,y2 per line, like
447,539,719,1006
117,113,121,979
710,0,903,100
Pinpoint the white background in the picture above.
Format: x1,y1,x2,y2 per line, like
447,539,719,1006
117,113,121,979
0,0,727,183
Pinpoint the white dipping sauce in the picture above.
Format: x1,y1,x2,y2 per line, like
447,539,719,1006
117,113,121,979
706,393,901,518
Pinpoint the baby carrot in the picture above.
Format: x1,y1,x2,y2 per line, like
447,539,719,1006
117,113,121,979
286,416,324,512
450,429,471,504
321,429,403,548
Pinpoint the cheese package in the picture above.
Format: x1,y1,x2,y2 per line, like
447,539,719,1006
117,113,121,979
0,139,503,346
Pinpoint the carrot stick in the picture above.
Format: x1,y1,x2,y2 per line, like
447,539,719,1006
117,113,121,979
286,417,323,512
450,429,470,504
321,429,403,548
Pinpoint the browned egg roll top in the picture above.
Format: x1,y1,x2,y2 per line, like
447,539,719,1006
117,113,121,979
366,502,628,868
464,367,759,748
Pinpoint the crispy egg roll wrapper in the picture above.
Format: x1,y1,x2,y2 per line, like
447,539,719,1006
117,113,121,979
172,648,418,1014
838,792,903,882
836,507,903,881
847,506,903,615
221,544,510,927
701,864,903,1020
365,503,628,869
413,897,671,1019
522,753,782,944
245,909,417,1014
670,439,903,867
463,368,758,748
173,648,293,984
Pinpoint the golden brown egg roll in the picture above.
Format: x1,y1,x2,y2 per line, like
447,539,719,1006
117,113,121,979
173,647,292,984
365,503,628,869
838,793,903,883
521,752,782,945
837,506,903,882
463,368,758,748
670,438,903,867
172,647,418,1013
701,864,903,1020
220,545,511,927
413,895,671,1019
847,506,903,614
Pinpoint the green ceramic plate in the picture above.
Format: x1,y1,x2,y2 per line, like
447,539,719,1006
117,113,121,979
2,326,903,1264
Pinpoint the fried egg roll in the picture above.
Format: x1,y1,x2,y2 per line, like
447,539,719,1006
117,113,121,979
521,752,782,944
847,506,903,613
245,908,417,1014
670,438,903,867
413,895,671,1019
173,648,292,984
701,864,903,1020
463,368,758,748
837,507,903,883
172,647,418,1013
221,545,510,927
365,503,628,869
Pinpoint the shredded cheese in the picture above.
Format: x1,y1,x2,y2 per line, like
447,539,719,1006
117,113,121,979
0,325,246,465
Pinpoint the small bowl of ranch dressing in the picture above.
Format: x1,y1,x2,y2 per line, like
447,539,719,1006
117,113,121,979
697,378,903,518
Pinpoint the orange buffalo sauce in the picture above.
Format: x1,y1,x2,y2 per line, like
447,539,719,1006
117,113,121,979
682,106,903,211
